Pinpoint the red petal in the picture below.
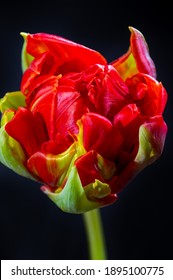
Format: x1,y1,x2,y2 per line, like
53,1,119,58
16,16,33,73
27,146,75,187
110,116,167,194
113,104,142,165
111,27,156,80
29,88,57,141
75,150,118,205
5,108,48,157
79,113,123,160
75,150,103,186
126,73,168,116
87,65,130,120
25,32,107,72
129,27,156,78
143,116,168,156
41,134,72,154
28,78,93,140
21,52,56,94
110,161,138,193
55,86,91,136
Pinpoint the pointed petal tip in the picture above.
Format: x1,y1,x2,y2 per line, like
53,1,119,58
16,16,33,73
128,26,143,37
20,32,28,40
128,26,135,33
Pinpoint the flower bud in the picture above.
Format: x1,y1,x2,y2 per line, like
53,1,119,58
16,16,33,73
0,27,168,213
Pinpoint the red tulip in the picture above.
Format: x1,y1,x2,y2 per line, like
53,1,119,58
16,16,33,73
0,27,167,213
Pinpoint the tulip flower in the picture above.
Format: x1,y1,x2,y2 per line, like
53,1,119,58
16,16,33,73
0,27,168,259
0,27,167,213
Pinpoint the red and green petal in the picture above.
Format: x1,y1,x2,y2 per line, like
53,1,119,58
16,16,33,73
27,142,76,187
20,32,34,72
135,116,167,164
111,116,167,193
41,166,102,213
75,150,116,186
0,92,34,178
74,150,117,206
111,27,156,80
0,119,35,181
41,164,117,213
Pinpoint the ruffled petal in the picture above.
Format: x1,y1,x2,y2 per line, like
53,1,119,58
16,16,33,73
87,65,130,120
23,32,107,73
21,52,57,94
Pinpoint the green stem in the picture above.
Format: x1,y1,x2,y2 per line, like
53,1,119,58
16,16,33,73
83,208,107,260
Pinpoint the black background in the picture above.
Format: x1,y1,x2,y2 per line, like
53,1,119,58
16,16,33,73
0,0,173,260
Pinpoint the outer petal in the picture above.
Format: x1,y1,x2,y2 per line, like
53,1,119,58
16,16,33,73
41,166,113,214
21,52,57,95
0,123,35,180
27,143,76,187
111,27,156,80
113,104,142,156
126,73,168,116
135,116,167,164
23,32,107,71
5,108,48,157
0,101,33,179
111,116,167,193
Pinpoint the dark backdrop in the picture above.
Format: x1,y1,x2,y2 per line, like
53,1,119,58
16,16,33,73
0,0,173,260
